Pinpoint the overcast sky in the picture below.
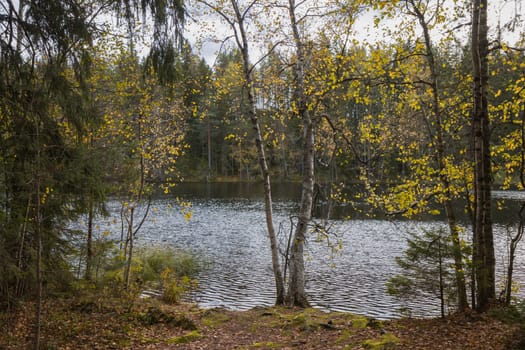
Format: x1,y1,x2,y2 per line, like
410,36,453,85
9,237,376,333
3,0,522,65
183,0,524,66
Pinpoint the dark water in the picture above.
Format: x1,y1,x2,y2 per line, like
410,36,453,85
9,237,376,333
98,183,525,319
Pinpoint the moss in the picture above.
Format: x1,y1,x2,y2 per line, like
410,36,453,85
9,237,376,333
115,338,132,347
278,312,316,331
291,314,308,328
201,309,231,328
166,330,201,344
362,333,399,350
351,316,369,329
259,309,280,317
336,329,353,344
273,308,348,332
139,336,159,345
252,341,285,348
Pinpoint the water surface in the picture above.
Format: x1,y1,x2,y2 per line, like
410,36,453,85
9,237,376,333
98,183,525,319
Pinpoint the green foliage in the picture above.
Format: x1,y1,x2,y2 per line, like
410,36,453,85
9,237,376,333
139,248,201,282
0,0,109,311
387,228,471,314
488,301,525,349
160,269,199,304
86,246,201,303
488,300,525,325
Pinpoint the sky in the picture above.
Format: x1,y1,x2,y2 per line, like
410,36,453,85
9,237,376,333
183,0,524,66
2,0,522,66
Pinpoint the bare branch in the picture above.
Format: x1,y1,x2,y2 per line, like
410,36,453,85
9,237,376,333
249,40,284,75
242,0,259,21
321,114,368,166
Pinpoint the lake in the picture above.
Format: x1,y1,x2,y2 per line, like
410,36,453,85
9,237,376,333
96,183,525,319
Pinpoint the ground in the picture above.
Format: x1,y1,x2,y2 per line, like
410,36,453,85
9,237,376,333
1,297,523,350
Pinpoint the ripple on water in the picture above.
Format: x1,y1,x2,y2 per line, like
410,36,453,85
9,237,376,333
96,197,525,319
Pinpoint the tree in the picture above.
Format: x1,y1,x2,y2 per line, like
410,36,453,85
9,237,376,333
489,39,525,305
87,41,188,288
95,0,189,290
284,0,315,307
0,1,104,347
111,0,186,60
194,0,285,304
174,47,214,180
345,0,475,311
382,0,470,311
387,228,470,318
257,50,300,180
212,49,258,179
471,0,495,310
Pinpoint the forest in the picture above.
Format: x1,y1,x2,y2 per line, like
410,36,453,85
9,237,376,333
1,0,525,349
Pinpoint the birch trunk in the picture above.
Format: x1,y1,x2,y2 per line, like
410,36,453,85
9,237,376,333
286,0,314,307
230,0,285,304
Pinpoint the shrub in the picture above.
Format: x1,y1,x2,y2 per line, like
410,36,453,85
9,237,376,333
138,248,201,284
387,228,471,317
160,268,198,304
82,245,201,304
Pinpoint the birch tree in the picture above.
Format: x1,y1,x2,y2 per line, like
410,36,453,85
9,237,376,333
283,0,315,307
193,0,285,304
280,0,362,305
365,0,470,311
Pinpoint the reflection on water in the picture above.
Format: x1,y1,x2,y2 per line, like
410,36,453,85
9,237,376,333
98,183,525,319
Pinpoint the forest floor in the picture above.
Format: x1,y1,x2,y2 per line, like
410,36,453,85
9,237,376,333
1,296,524,350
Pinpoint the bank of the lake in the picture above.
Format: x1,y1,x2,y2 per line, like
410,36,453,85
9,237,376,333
1,297,523,349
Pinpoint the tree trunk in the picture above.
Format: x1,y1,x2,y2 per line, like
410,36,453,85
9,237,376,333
471,0,495,310
505,203,524,304
207,114,212,181
444,204,469,310
85,132,95,281
15,198,31,298
286,121,314,307
34,178,42,350
230,0,285,305
505,109,525,305
85,200,94,281
464,180,477,309
438,235,445,318
33,117,42,350
125,206,134,290
286,0,313,307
